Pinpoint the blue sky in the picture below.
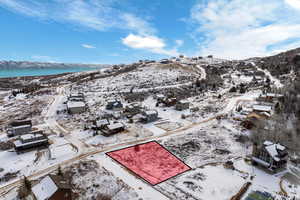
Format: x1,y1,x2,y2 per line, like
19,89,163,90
1,0,300,64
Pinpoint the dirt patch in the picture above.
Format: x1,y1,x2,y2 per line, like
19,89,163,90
164,140,202,160
0,140,14,151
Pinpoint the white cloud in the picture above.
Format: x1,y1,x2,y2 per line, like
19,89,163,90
190,0,300,59
285,0,300,9
122,34,179,56
0,1,183,57
0,0,155,35
122,13,156,35
81,44,96,49
122,34,165,49
0,0,46,17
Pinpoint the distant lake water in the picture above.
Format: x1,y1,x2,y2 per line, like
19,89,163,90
0,66,101,78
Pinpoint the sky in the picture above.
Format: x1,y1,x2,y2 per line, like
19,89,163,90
1,0,300,64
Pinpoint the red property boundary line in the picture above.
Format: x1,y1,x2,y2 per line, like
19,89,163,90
106,140,192,186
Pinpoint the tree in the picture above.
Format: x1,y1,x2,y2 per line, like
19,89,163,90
57,165,63,176
195,78,201,87
229,87,237,93
23,176,32,191
274,102,281,114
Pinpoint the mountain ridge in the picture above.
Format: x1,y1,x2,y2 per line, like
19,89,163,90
0,60,110,69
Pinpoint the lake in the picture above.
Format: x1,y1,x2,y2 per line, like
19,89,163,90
0,66,101,78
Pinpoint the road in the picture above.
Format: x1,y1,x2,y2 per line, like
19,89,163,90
43,86,88,154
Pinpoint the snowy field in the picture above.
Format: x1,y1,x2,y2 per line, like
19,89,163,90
0,58,300,200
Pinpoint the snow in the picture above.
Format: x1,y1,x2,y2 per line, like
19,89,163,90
11,124,31,130
252,104,272,112
32,176,58,200
145,110,157,115
264,142,286,162
67,101,85,108
252,157,270,167
0,150,36,181
95,119,109,127
49,144,76,160
20,133,43,140
234,159,282,198
175,165,245,200
264,141,273,146
95,154,169,200
107,123,124,130
143,123,166,136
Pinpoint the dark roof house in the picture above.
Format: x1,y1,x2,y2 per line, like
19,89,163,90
101,122,125,136
175,100,190,111
140,110,158,123
252,141,288,171
14,131,49,153
106,100,123,110
7,120,32,137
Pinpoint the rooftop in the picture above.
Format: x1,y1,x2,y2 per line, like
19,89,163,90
145,110,158,115
264,141,286,162
107,123,124,130
20,133,43,141
32,176,58,200
67,101,86,108
253,105,272,112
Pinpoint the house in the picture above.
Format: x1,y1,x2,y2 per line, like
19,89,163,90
164,97,177,107
68,92,84,102
67,101,86,114
14,131,49,153
252,76,264,82
101,122,125,136
92,119,110,130
160,59,170,64
175,100,190,111
144,60,155,64
7,120,32,137
257,93,284,103
140,110,158,123
106,100,123,110
31,175,72,200
124,103,143,116
155,94,165,101
252,141,288,171
252,105,272,114
157,96,177,107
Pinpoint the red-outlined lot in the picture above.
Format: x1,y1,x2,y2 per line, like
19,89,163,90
106,141,191,185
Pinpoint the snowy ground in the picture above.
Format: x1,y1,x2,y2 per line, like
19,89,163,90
0,58,299,200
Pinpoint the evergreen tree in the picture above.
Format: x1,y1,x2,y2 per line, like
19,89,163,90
23,176,31,191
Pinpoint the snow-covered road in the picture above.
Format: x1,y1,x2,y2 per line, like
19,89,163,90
43,86,88,154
